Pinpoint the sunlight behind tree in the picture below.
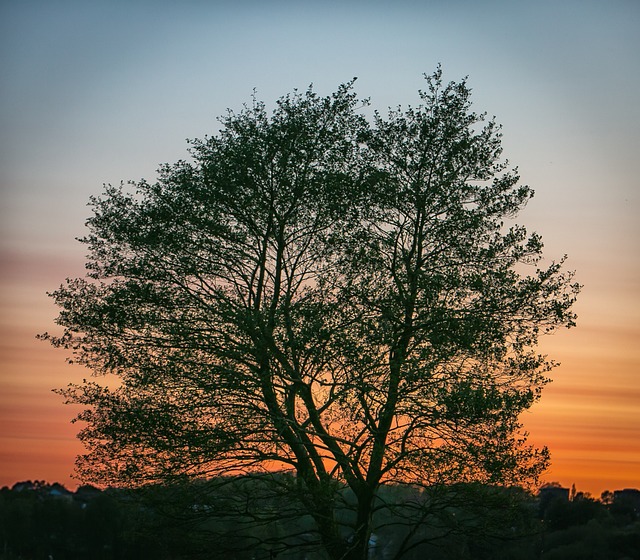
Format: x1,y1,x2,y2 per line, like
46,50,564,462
42,68,580,559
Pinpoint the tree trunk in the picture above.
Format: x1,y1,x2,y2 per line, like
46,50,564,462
343,488,375,560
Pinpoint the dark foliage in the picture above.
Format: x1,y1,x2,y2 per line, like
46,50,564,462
2,481,639,560
41,68,580,559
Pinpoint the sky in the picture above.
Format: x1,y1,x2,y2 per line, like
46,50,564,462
1,0,638,497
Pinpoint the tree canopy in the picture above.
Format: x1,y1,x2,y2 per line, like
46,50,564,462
43,68,580,559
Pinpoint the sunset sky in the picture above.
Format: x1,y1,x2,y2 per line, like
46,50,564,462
1,1,638,497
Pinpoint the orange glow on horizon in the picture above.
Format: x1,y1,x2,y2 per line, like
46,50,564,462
521,317,640,497
2,320,638,497
1,251,638,496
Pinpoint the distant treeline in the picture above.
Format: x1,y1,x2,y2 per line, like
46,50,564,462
1,478,639,560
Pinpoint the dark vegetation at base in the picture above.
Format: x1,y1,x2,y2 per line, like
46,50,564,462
1,479,638,560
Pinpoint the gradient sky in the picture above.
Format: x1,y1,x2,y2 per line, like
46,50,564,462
1,0,638,496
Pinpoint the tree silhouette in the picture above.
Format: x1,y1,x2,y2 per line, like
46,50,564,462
43,68,580,559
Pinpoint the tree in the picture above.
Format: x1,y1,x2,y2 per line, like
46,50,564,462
43,68,580,559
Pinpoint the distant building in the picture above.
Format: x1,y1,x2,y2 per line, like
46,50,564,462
11,480,47,493
11,481,34,492
48,482,74,501
613,488,640,515
9,480,74,501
